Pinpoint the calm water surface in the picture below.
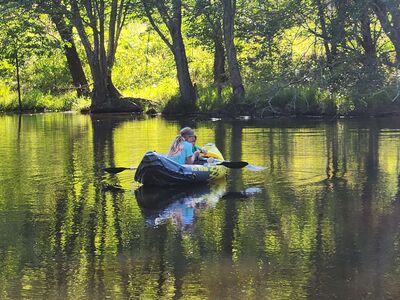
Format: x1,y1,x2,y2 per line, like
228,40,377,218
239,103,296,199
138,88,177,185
1,113,400,299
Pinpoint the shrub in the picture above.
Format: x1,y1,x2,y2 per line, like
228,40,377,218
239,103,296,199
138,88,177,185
0,81,16,111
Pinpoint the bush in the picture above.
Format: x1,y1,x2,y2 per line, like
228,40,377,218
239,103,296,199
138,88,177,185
196,84,231,113
24,51,71,94
244,84,336,116
0,81,16,111
0,86,87,112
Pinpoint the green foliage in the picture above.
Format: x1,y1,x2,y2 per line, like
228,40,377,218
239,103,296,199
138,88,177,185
196,84,232,113
24,52,71,94
0,0,399,116
244,84,336,117
126,77,179,103
361,86,400,115
0,80,88,112
113,23,177,102
0,81,15,110
0,3,53,62
0,60,14,81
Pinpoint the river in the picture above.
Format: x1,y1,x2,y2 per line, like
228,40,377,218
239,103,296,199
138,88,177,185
1,113,400,299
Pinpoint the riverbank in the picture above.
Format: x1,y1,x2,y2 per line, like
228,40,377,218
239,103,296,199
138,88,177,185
2,84,400,119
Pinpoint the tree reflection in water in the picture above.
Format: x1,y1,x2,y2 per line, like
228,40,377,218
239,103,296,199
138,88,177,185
3,115,400,299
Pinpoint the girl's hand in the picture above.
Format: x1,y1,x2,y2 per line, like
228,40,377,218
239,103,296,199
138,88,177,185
200,147,208,154
194,150,200,157
206,157,215,163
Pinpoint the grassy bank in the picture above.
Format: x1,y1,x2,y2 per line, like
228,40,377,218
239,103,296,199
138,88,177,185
2,80,400,118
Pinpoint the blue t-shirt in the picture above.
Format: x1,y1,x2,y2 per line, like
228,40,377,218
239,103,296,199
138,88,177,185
168,141,193,165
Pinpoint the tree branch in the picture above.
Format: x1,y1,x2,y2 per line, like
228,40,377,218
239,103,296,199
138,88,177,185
141,0,173,51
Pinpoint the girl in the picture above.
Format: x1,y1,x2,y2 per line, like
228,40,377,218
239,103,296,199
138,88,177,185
167,127,200,165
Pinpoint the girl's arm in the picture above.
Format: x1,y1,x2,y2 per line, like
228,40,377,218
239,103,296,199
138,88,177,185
186,150,200,164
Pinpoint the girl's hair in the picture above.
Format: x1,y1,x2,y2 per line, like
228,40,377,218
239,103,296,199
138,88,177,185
168,135,186,156
168,127,195,156
180,127,195,138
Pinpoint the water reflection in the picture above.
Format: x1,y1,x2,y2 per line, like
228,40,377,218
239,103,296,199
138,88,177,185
3,114,400,299
135,181,227,230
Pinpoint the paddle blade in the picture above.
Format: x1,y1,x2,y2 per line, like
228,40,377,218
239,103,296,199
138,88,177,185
246,164,266,171
217,161,248,169
103,167,136,174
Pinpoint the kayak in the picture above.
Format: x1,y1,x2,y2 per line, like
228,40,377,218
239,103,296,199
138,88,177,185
134,143,227,186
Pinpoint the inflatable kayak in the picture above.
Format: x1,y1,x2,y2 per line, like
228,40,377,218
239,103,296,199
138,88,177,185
134,143,227,186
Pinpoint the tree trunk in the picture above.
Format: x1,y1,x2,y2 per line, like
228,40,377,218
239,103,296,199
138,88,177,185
315,0,333,68
141,0,196,109
360,8,378,71
15,50,22,112
50,0,89,97
221,0,245,101
330,0,347,59
68,0,131,112
90,60,121,110
213,22,226,85
171,28,197,109
372,0,400,63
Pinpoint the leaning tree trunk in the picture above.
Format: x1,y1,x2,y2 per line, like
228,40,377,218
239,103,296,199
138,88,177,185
53,19,89,97
330,0,347,59
214,29,226,101
372,0,400,63
220,0,245,102
141,0,196,109
50,0,89,97
315,0,333,68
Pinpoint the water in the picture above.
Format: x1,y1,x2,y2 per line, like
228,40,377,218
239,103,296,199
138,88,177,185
1,113,400,299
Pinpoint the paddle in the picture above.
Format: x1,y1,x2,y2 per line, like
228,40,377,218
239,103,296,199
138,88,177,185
216,160,248,169
216,161,266,171
103,166,137,174
102,161,263,173
246,164,266,171
103,162,246,173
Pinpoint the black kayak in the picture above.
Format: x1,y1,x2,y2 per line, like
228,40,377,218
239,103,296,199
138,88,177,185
134,144,227,187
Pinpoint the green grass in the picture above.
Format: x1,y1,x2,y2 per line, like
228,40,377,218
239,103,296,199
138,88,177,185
0,81,16,111
0,84,90,112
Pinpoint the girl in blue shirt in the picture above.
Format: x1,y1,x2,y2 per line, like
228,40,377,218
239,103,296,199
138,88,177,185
167,127,200,165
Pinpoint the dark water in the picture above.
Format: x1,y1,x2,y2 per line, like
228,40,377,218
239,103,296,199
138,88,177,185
1,113,400,299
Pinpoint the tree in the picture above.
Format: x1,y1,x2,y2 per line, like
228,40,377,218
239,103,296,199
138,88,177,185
348,1,379,75
219,0,244,101
44,0,90,97
67,0,134,112
141,0,197,110
188,0,227,99
0,2,51,111
3,0,89,99
371,0,400,64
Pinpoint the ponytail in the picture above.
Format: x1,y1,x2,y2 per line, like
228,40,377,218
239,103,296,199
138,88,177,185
168,135,186,156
